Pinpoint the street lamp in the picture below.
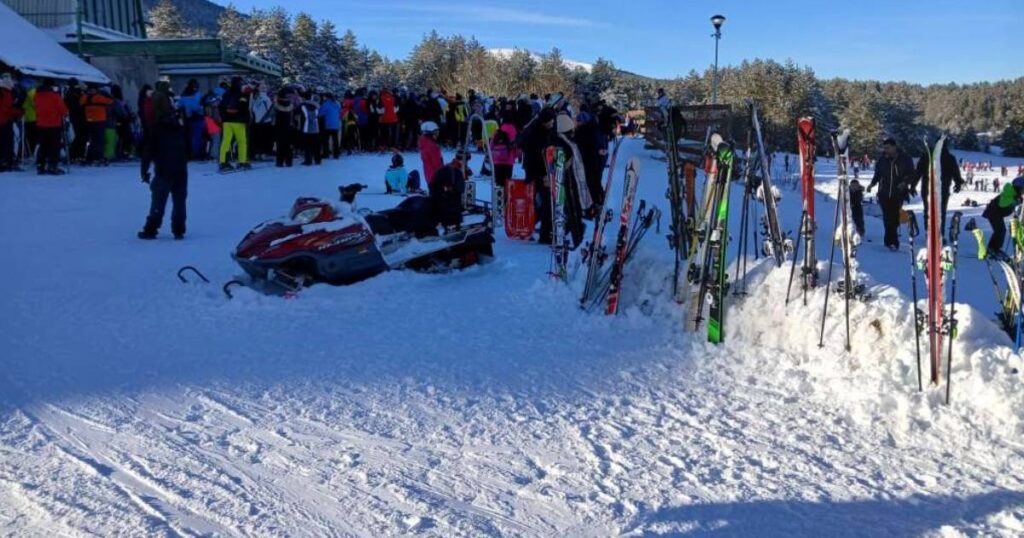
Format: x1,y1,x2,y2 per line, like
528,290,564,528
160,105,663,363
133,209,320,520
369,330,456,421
710,14,725,104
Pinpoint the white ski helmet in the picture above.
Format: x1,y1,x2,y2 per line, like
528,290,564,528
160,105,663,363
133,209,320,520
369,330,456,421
421,121,439,134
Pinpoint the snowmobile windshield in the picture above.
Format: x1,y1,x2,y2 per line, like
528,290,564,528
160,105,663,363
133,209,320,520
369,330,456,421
292,207,322,225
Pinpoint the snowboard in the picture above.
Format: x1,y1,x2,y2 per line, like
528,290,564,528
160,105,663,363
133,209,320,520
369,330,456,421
504,179,536,240
605,158,641,315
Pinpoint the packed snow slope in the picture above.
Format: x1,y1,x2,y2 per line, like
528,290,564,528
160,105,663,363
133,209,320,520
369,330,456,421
1,139,1023,537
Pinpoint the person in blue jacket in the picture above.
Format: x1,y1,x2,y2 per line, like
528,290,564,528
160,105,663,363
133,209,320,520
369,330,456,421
176,79,204,160
318,92,341,159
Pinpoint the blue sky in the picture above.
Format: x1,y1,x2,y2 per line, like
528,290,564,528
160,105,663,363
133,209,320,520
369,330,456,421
218,0,1020,84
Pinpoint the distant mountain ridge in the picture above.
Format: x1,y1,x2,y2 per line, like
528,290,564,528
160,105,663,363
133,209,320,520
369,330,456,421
142,0,225,35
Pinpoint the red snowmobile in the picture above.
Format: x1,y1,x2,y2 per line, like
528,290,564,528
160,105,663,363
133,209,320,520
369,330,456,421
207,184,493,297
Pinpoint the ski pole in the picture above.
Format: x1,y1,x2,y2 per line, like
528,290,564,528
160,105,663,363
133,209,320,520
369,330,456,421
818,179,844,348
785,210,806,305
840,180,852,352
945,212,962,405
907,211,922,391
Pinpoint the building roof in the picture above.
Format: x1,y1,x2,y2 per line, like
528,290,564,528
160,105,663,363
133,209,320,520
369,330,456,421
65,38,283,78
0,2,109,83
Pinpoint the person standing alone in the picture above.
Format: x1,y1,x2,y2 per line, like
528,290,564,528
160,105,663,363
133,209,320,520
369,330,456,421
866,138,914,250
138,81,188,240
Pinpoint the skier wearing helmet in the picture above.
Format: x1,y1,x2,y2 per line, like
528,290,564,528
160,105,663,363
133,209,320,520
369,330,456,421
419,121,443,185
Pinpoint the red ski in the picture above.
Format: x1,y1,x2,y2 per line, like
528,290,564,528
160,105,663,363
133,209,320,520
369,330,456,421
924,136,947,384
797,117,817,289
606,158,641,315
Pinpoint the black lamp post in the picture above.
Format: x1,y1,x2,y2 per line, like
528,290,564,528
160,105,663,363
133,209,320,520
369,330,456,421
710,14,726,104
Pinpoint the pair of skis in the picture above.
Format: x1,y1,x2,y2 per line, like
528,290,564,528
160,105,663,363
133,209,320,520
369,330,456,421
580,137,624,306
817,129,862,351
967,209,1024,349
747,100,788,266
785,117,818,306
685,135,734,342
662,106,690,302
577,157,648,315
909,135,961,403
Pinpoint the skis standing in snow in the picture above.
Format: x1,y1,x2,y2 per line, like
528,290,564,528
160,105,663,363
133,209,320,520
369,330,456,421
786,117,818,306
817,129,862,352
747,100,788,266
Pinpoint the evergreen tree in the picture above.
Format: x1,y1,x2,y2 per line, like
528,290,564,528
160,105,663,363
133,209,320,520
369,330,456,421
957,127,980,151
534,48,572,96
250,8,291,68
498,49,537,97
217,3,248,52
149,0,193,38
1001,124,1024,157
840,91,884,157
284,13,325,88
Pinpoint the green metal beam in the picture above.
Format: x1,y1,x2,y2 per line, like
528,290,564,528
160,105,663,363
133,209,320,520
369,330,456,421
60,39,282,77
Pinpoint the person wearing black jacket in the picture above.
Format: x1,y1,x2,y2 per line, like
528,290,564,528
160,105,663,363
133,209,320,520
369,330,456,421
429,149,469,228
574,104,606,208
273,87,296,167
518,108,557,243
138,81,188,240
867,138,914,249
218,77,250,171
911,141,964,236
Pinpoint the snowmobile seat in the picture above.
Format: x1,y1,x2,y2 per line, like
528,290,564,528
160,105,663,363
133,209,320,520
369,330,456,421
364,195,440,238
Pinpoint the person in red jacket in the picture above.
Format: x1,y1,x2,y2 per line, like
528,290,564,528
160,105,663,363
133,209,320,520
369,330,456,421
33,79,68,175
418,121,442,186
0,72,19,172
379,88,400,149
80,84,114,165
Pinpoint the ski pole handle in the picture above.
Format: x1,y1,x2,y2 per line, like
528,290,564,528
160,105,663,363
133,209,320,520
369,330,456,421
907,210,919,238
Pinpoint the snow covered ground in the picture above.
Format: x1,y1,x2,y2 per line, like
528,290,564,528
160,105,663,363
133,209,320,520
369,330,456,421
1,139,1023,537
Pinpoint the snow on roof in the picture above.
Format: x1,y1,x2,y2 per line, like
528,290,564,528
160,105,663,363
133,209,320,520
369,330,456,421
0,3,109,83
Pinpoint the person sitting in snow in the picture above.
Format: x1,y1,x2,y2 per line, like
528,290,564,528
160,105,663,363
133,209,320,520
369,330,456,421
385,152,407,194
983,176,1024,260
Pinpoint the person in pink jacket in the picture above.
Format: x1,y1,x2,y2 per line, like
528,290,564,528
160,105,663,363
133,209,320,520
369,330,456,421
490,128,517,187
418,121,443,185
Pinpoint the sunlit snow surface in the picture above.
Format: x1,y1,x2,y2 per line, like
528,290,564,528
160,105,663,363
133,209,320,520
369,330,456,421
1,140,1022,536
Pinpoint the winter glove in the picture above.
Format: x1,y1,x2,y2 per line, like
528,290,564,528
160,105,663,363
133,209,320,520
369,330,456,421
866,184,874,193
141,171,151,184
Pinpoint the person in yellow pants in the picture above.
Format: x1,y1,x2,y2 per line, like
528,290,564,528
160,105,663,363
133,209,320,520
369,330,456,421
217,77,251,171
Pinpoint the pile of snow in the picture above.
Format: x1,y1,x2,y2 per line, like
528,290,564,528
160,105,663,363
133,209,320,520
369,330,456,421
488,48,593,72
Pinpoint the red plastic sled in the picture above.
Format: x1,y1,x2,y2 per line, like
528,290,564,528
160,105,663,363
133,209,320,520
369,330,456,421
504,179,536,240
